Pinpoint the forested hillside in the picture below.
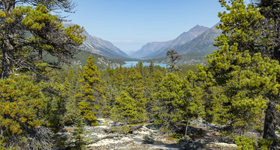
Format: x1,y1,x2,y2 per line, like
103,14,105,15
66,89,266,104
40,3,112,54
1,0,280,150
43,50,125,69
63,22,130,59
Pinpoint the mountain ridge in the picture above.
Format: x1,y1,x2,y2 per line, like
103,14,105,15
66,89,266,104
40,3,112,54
177,22,222,56
63,22,129,59
132,25,209,58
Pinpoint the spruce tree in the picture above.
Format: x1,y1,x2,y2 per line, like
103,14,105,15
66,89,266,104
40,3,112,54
145,70,164,119
76,55,104,126
124,68,146,123
111,91,139,125
70,114,87,150
153,73,185,133
149,59,155,76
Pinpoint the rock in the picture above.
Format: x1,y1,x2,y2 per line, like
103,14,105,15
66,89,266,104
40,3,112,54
146,118,154,123
179,139,189,146
143,135,155,144
184,140,204,150
145,124,161,130
87,135,99,142
84,126,107,134
205,142,237,149
219,136,234,144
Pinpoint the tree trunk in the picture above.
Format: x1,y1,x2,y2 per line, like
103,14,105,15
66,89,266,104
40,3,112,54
263,101,279,149
1,45,13,79
1,1,15,79
39,50,43,60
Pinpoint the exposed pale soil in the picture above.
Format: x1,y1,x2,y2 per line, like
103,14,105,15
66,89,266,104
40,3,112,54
57,118,240,150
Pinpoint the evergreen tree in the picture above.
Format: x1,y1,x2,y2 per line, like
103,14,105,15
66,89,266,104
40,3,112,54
0,3,85,79
149,59,155,76
166,49,182,73
124,68,146,122
136,61,144,76
197,1,280,132
101,77,120,118
76,55,104,126
111,91,139,125
145,70,163,119
183,72,206,133
153,73,185,133
215,0,280,147
115,71,124,90
70,114,87,150
0,74,49,149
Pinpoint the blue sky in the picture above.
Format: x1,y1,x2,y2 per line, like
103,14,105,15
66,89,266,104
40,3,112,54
66,0,251,53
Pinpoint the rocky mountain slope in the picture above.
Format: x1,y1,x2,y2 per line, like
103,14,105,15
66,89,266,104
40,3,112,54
63,22,129,59
136,25,209,59
130,41,172,58
138,23,222,60
43,50,125,69
74,51,125,69
176,23,223,56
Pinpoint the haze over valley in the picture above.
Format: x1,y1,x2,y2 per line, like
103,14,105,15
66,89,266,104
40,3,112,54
65,21,223,66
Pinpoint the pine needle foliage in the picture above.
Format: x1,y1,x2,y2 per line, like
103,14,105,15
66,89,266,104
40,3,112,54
153,73,185,133
111,91,139,124
76,55,105,126
197,2,280,145
69,114,87,150
0,4,86,79
0,74,48,148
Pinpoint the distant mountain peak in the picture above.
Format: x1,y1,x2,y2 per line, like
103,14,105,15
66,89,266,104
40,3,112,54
189,25,209,32
61,22,129,59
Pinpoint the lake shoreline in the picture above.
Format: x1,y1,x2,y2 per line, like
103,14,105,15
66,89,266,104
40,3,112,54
113,61,167,68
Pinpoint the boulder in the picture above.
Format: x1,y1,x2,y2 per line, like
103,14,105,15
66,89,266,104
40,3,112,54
183,139,205,150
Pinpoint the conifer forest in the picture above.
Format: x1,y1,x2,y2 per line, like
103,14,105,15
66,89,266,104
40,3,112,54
1,0,280,149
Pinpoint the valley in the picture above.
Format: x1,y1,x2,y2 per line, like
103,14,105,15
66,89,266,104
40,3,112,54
66,22,219,67
1,0,279,150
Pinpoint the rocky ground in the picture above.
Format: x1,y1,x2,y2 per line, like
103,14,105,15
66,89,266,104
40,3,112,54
56,118,241,150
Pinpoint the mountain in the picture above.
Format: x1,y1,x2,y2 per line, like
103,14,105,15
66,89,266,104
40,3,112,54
73,51,125,69
176,23,222,56
126,50,137,55
63,22,129,59
129,41,173,58
140,25,209,59
165,25,210,50
43,50,125,69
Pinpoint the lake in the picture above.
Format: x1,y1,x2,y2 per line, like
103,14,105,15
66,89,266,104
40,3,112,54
115,61,167,68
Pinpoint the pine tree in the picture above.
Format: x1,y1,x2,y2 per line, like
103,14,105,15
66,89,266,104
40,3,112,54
115,71,124,90
166,49,182,73
70,114,87,150
124,68,146,122
197,21,280,134
213,1,280,147
111,91,139,125
149,59,155,76
145,70,164,119
0,74,48,148
153,73,185,133
136,61,144,76
0,3,86,79
76,55,104,126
